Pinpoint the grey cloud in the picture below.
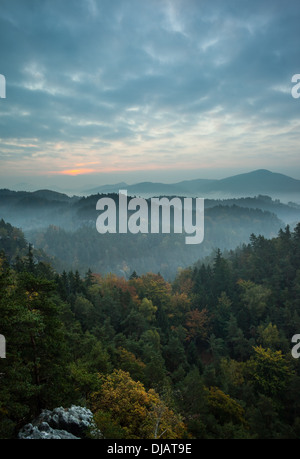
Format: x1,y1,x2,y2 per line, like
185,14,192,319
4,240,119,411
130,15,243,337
1,0,300,167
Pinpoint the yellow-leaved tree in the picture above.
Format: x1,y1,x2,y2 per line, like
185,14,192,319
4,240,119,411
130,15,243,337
89,369,186,439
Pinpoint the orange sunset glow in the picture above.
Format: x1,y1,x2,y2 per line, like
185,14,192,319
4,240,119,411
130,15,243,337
58,169,96,176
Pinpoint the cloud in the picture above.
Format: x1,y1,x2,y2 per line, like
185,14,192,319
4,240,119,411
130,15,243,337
1,0,300,182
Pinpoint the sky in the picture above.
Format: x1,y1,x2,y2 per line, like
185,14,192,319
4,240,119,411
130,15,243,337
0,0,300,193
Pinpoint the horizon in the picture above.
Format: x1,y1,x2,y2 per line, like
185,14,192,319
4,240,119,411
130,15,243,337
1,167,300,196
1,1,300,190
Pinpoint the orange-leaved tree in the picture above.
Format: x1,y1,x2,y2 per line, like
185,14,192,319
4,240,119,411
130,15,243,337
185,308,210,342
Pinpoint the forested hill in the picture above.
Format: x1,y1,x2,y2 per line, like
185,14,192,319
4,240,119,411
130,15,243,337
2,188,299,279
1,220,300,439
0,188,299,231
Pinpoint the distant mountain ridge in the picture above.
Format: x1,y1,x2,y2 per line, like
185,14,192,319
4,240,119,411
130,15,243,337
3,170,300,199
0,188,78,203
84,169,300,198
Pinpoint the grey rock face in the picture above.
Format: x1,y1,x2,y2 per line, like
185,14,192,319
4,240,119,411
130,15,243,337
18,405,102,439
18,422,79,439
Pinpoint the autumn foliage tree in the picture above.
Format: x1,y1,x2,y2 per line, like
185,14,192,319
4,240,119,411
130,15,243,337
185,308,210,343
90,369,186,439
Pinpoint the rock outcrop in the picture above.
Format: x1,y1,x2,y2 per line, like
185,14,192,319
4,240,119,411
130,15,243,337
18,405,102,439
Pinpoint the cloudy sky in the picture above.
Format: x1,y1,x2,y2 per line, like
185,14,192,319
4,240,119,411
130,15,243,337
0,0,300,192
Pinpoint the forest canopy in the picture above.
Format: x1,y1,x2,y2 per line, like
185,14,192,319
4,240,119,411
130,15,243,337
1,219,300,439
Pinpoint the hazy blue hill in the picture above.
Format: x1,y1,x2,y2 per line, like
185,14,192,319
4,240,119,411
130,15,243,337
0,188,79,231
174,178,217,194
31,189,79,202
0,188,78,204
212,169,300,194
85,182,128,195
126,181,181,195
79,170,300,198
204,195,300,224
85,181,193,196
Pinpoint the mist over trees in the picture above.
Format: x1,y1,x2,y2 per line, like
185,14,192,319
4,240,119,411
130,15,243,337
1,188,298,280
